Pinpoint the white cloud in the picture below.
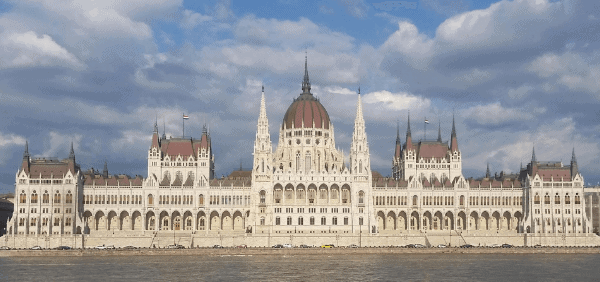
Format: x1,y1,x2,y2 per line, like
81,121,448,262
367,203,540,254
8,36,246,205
362,90,430,111
462,102,541,126
528,52,600,94
0,31,83,69
507,85,535,99
181,9,212,29
323,86,357,95
37,132,83,159
336,0,370,19
463,118,599,175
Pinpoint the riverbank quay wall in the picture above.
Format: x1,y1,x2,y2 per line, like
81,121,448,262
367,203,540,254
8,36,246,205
2,246,600,258
3,232,600,249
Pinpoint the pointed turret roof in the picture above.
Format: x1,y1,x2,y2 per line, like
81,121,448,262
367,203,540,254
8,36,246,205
486,163,490,178
23,140,29,158
450,114,458,152
571,147,577,164
301,52,311,94
396,120,400,145
68,141,75,159
437,121,442,142
531,147,537,163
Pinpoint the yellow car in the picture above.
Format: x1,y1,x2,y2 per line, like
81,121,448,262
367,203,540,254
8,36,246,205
321,244,335,248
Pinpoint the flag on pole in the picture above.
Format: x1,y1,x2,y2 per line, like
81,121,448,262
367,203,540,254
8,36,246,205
183,114,189,120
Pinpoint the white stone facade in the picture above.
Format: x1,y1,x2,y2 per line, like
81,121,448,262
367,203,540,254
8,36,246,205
2,61,599,248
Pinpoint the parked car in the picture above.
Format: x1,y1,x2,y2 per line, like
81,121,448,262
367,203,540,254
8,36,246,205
95,245,107,250
123,245,137,250
167,244,185,249
105,245,116,250
347,244,359,248
437,244,447,248
212,245,224,249
406,244,415,248
55,246,71,250
501,244,513,248
236,244,247,248
299,244,310,248
413,244,426,248
489,244,501,248
321,244,335,248
30,246,42,250
0,246,11,250
460,244,474,248
283,244,293,248
533,244,542,248
272,244,284,248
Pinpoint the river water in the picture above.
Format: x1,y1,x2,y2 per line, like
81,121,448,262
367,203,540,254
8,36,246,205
1,253,599,281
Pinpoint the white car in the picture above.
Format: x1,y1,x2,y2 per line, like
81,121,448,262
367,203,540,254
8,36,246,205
95,245,107,250
30,246,42,250
437,244,447,248
283,244,293,248
489,244,501,248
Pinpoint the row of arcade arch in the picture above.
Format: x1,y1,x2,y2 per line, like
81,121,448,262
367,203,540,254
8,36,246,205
376,210,523,232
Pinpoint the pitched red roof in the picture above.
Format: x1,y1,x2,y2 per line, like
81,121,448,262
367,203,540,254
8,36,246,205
29,163,70,179
537,169,570,181
417,142,448,160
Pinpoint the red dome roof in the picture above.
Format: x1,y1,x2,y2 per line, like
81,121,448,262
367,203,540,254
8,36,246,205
283,93,330,129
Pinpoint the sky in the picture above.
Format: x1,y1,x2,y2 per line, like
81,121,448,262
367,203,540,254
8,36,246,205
0,0,599,193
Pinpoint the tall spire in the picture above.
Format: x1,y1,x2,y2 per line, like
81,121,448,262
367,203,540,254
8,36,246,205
23,140,29,158
486,163,491,178
451,113,457,138
396,120,400,145
301,51,311,94
103,161,108,178
531,147,537,163
154,115,158,133
437,120,442,142
406,112,412,138
68,141,75,160
571,147,578,180
162,119,166,139
450,113,458,152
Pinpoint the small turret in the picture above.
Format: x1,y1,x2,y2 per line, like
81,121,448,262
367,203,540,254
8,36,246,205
531,147,537,163
68,141,75,160
405,112,413,151
571,147,578,180
103,161,108,178
486,163,490,178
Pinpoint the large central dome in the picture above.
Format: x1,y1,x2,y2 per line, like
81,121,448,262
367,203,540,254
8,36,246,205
282,56,331,129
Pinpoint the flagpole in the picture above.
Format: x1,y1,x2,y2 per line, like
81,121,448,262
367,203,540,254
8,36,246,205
183,113,185,138
424,116,427,141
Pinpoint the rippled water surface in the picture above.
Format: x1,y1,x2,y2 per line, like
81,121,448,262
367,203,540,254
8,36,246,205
1,253,599,281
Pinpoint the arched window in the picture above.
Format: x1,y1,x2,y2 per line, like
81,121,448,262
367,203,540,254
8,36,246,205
296,152,301,172
19,191,26,203
54,190,61,204
275,217,281,225
260,190,266,204
460,195,464,206
148,194,154,205
544,193,550,204
413,195,418,206
575,193,581,204
199,194,204,205
342,189,350,203
287,216,292,225
66,191,73,204
298,217,304,225
43,191,49,204
534,193,540,204
31,191,38,204
310,216,315,225
359,191,365,204
555,193,560,204
305,151,311,172
321,216,326,225
565,193,571,204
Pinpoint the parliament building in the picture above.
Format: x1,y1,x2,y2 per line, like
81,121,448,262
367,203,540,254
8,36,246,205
3,59,600,248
